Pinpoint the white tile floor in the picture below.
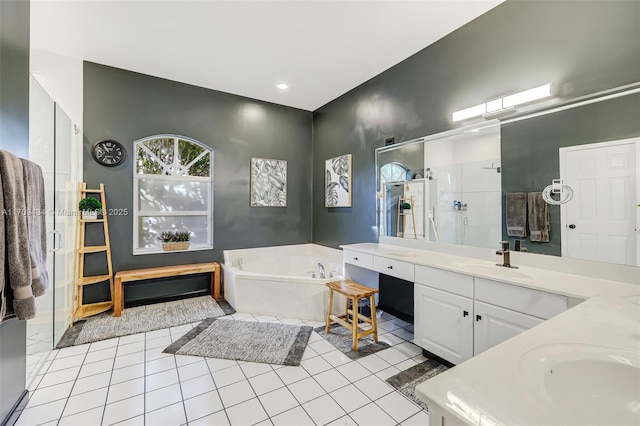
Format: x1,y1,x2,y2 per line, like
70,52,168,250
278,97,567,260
16,297,428,426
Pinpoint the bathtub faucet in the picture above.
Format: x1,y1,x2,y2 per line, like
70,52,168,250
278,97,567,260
317,263,326,279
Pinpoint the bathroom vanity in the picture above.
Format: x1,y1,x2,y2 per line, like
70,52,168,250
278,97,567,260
341,242,640,425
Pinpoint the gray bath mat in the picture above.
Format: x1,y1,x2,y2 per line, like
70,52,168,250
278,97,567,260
314,323,390,360
164,318,313,366
56,298,234,348
385,359,449,412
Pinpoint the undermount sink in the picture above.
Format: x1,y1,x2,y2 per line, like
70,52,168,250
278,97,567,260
519,343,640,424
458,263,532,279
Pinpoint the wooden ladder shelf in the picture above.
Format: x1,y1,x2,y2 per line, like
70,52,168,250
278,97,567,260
71,183,114,325
397,195,417,239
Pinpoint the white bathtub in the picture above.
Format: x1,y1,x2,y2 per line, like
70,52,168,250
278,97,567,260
223,244,345,321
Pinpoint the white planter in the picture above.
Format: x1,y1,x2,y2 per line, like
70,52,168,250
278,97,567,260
82,210,98,220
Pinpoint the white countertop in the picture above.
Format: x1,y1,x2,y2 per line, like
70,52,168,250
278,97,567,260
342,243,638,300
341,243,640,425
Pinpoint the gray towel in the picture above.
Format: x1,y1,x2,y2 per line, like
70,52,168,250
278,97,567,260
21,159,49,298
0,150,35,320
528,192,550,242
506,193,527,237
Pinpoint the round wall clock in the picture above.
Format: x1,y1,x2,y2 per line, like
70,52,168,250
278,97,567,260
92,139,126,167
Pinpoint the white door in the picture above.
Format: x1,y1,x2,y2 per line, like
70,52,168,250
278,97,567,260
473,301,542,356
561,140,638,266
414,284,473,365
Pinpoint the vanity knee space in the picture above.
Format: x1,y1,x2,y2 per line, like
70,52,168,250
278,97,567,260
414,265,568,365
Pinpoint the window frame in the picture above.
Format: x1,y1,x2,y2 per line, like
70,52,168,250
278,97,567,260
380,161,412,185
132,134,214,255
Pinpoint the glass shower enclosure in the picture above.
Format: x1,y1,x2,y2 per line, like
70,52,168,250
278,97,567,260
26,76,81,386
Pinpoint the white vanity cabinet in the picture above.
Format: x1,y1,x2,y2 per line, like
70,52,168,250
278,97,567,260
414,266,567,364
472,300,543,355
373,255,414,282
415,284,473,364
343,249,374,269
414,266,475,364
472,278,566,356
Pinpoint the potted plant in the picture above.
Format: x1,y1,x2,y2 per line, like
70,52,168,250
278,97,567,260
78,197,103,220
158,231,191,252
401,202,412,212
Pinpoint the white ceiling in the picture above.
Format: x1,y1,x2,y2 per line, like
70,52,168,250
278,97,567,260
31,0,504,111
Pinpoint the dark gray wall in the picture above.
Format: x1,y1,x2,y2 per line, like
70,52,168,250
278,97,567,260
312,0,640,248
0,0,29,159
83,62,313,303
0,0,29,421
501,93,640,256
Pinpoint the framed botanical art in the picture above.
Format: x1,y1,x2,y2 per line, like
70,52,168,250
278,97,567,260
325,154,352,207
250,158,287,207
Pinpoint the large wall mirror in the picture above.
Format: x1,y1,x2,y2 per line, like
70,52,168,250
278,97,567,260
377,85,640,267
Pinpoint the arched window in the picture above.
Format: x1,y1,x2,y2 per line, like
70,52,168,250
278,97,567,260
380,161,411,184
133,135,213,254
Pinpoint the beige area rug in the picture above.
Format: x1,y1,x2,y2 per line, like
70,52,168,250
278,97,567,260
56,298,234,348
164,318,312,366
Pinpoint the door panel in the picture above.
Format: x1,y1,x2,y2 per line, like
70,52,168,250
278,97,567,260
473,301,542,356
563,141,637,265
54,105,77,345
414,284,473,365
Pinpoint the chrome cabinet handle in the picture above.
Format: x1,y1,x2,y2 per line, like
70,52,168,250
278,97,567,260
476,314,482,321
353,257,358,261
387,265,393,270
463,311,469,317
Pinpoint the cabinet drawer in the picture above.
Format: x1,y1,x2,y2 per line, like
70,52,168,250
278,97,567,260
343,249,373,269
374,256,414,282
474,278,567,320
415,265,473,298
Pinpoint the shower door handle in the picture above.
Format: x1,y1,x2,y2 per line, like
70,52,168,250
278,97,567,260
52,230,63,252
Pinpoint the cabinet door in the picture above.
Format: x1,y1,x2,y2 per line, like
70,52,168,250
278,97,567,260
473,300,543,356
415,284,473,365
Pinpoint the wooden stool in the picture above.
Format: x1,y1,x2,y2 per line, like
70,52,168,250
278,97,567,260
325,279,379,351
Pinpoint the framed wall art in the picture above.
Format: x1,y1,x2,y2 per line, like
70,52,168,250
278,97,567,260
325,154,352,207
250,157,287,207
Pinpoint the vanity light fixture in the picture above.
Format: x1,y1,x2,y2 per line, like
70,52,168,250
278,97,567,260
277,83,289,90
502,83,552,108
452,83,552,122
452,102,486,122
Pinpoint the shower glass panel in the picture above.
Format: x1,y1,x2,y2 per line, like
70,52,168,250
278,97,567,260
26,78,55,383
25,77,78,385
53,104,75,346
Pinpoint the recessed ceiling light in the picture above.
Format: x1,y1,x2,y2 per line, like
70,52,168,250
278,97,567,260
277,83,289,90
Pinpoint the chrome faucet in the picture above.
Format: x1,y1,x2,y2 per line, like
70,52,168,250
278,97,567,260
496,241,518,268
317,263,326,279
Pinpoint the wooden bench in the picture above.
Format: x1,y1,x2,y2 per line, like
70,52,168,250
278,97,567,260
113,262,221,317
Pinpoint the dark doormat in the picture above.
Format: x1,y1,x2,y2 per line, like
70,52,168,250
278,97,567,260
386,358,449,412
